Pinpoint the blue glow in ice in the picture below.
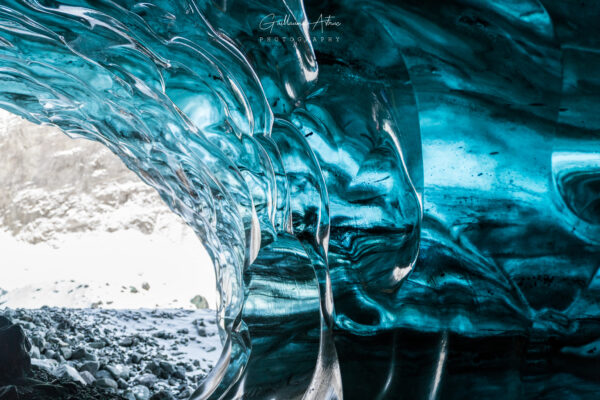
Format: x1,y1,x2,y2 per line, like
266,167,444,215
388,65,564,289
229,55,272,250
0,1,599,398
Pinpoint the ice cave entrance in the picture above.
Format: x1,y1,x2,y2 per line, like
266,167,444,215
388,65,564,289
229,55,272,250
0,109,221,393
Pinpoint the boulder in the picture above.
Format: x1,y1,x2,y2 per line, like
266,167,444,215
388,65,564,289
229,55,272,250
0,385,18,400
95,377,118,390
137,373,157,388
53,364,87,385
131,385,151,400
30,358,58,374
79,360,100,375
190,295,208,309
79,370,96,385
149,390,175,400
105,364,130,380
0,316,31,379
70,347,95,361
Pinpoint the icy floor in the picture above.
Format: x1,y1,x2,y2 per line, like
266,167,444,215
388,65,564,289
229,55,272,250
3,307,222,399
69,308,222,373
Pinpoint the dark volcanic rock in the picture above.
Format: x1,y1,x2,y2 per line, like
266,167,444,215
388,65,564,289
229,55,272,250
79,361,100,375
70,347,95,360
95,377,118,390
149,390,175,400
0,385,18,400
2,366,130,400
0,308,219,399
0,316,31,379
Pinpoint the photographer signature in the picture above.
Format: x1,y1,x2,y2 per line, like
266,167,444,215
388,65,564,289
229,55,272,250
259,13,341,34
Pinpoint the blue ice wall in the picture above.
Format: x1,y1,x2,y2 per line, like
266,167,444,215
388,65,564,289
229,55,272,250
0,1,599,399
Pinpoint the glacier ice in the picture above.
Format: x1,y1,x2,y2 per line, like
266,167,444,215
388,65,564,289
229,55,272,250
0,0,599,399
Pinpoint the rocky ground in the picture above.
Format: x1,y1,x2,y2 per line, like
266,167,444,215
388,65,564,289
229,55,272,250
0,307,221,400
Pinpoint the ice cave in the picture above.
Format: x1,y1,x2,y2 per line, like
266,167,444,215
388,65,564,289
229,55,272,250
1,0,600,399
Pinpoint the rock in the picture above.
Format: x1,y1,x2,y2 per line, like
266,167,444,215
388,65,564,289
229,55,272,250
60,346,72,360
31,358,58,374
130,286,139,294
79,360,100,375
129,352,143,364
91,301,103,309
30,344,41,359
190,295,209,309
145,361,160,375
44,332,59,344
159,361,176,377
150,390,176,400
95,369,113,380
137,373,157,387
46,333,69,347
0,385,18,400
142,282,151,291
131,385,151,400
95,377,118,390
118,378,129,389
124,391,137,400
106,364,130,380
0,308,219,399
119,336,136,347
30,334,45,349
153,331,175,340
0,315,31,379
88,340,106,349
70,347,95,360
124,392,137,400
53,364,87,385
28,382,69,397
80,370,96,385
173,366,186,380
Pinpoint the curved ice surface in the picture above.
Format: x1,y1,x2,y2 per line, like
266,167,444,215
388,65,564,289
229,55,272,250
0,1,599,398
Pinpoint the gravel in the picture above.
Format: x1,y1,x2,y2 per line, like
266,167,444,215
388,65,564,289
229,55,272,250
0,307,220,399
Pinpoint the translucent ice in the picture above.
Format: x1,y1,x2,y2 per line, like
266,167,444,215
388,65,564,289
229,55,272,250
0,1,599,399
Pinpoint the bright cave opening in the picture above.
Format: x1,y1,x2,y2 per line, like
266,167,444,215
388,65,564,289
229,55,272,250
0,109,221,398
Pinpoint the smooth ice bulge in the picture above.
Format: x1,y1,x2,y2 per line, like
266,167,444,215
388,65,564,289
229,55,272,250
0,1,599,399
